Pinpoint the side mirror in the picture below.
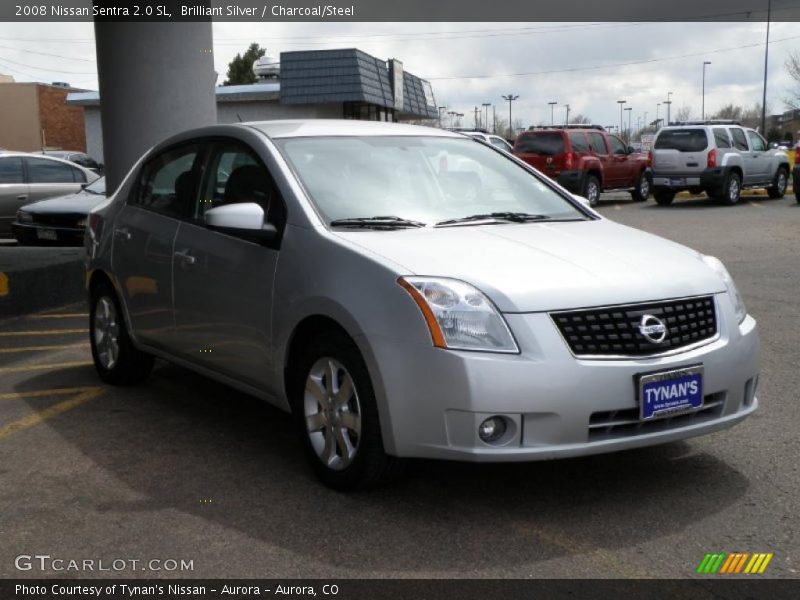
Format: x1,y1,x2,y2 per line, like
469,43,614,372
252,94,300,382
769,142,779,149
205,202,278,244
627,145,635,154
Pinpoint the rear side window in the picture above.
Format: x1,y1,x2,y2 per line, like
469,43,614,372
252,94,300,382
730,128,749,151
654,129,708,152
0,156,23,183
515,132,565,155
134,144,202,218
26,157,83,183
588,132,607,154
713,128,731,148
567,132,590,152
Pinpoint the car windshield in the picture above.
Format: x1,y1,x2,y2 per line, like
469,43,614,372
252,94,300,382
275,136,586,226
84,177,106,194
654,129,708,152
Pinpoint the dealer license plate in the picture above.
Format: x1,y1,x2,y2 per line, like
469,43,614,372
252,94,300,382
36,228,57,241
669,177,687,186
638,365,703,421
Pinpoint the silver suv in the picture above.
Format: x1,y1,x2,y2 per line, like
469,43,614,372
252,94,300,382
650,121,790,205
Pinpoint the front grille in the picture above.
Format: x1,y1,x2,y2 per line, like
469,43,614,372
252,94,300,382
551,296,717,357
588,392,726,442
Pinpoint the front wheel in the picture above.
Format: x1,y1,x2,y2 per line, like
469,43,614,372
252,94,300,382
291,330,405,490
630,171,650,202
90,282,153,385
583,175,601,207
767,167,788,199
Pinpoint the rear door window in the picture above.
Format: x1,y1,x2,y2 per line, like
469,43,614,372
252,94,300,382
0,156,24,183
654,129,708,152
567,132,590,152
588,132,607,154
515,132,565,155
713,128,731,148
729,128,749,151
25,157,81,183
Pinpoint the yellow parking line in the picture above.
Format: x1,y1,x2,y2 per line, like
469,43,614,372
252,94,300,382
0,387,105,440
28,313,88,320
0,343,89,354
0,360,93,374
0,329,88,337
0,386,102,401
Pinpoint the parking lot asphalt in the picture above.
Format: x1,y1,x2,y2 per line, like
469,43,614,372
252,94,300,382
0,192,798,580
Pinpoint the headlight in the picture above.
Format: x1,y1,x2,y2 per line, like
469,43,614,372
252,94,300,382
16,210,32,223
398,276,519,353
702,255,747,323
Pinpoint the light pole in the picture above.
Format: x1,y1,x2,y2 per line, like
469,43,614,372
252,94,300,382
624,107,633,143
564,104,571,126
447,111,456,128
643,112,648,133
762,0,771,132
656,103,661,130
437,106,447,128
502,94,519,138
482,103,491,131
665,91,672,125
548,101,558,125
617,100,626,138
473,106,481,129
702,61,711,119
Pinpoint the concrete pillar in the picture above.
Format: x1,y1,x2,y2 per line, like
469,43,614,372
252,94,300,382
93,21,217,193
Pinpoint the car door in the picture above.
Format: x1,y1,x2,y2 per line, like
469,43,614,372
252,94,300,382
729,128,755,183
23,157,85,203
605,134,631,187
588,132,611,184
745,129,770,182
112,141,205,350
0,156,28,235
171,139,285,392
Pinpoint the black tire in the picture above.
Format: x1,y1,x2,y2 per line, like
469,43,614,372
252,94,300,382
767,167,788,199
717,171,742,205
653,187,675,206
290,330,405,491
583,174,601,207
89,281,153,385
630,170,650,202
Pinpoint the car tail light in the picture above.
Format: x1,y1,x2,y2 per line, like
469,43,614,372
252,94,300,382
564,151,574,170
707,148,717,168
647,151,653,167
87,212,103,241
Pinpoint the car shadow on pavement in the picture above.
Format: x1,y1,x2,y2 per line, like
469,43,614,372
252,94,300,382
15,362,750,574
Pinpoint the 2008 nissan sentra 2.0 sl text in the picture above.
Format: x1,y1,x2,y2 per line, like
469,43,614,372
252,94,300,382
84,120,758,490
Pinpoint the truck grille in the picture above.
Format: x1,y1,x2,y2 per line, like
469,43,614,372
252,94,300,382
551,296,717,357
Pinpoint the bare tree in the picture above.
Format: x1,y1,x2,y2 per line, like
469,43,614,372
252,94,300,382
569,113,592,124
712,104,743,121
785,51,800,109
675,105,694,122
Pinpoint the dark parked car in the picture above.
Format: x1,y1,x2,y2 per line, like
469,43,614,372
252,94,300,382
12,176,106,245
38,150,104,176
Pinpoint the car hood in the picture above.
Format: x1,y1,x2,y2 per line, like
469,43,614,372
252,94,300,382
334,219,726,313
22,190,106,216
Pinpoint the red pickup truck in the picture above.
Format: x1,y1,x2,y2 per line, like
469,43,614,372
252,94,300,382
513,126,651,206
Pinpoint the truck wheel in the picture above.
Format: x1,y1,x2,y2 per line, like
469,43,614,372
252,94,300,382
630,170,650,202
583,175,600,207
653,187,675,206
767,167,788,199
717,171,741,205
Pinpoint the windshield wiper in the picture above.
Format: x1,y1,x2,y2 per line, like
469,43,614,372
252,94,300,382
435,212,552,227
329,216,426,229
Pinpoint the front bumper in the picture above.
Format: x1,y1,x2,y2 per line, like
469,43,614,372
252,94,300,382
11,221,85,246
367,293,758,461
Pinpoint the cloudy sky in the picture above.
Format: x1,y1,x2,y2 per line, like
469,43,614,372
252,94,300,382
0,20,797,131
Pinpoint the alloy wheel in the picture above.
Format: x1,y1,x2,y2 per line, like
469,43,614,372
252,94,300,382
94,296,120,370
303,357,362,471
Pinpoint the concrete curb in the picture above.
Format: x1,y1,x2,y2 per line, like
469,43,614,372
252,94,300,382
0,248,86,317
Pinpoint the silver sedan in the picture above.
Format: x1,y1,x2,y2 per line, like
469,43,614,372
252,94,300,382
85,120,758,489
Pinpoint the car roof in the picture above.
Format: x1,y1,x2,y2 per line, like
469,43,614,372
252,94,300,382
246,119,462,139
0,151,97,172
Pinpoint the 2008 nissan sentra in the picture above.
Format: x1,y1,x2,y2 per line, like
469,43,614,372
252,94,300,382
84,120,758,490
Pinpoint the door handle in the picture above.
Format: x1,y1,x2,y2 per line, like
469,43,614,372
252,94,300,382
114,227,131,241
174,249,196,265
16,194,28,201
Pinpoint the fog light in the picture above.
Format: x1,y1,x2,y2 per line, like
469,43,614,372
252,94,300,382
478,416,507,443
